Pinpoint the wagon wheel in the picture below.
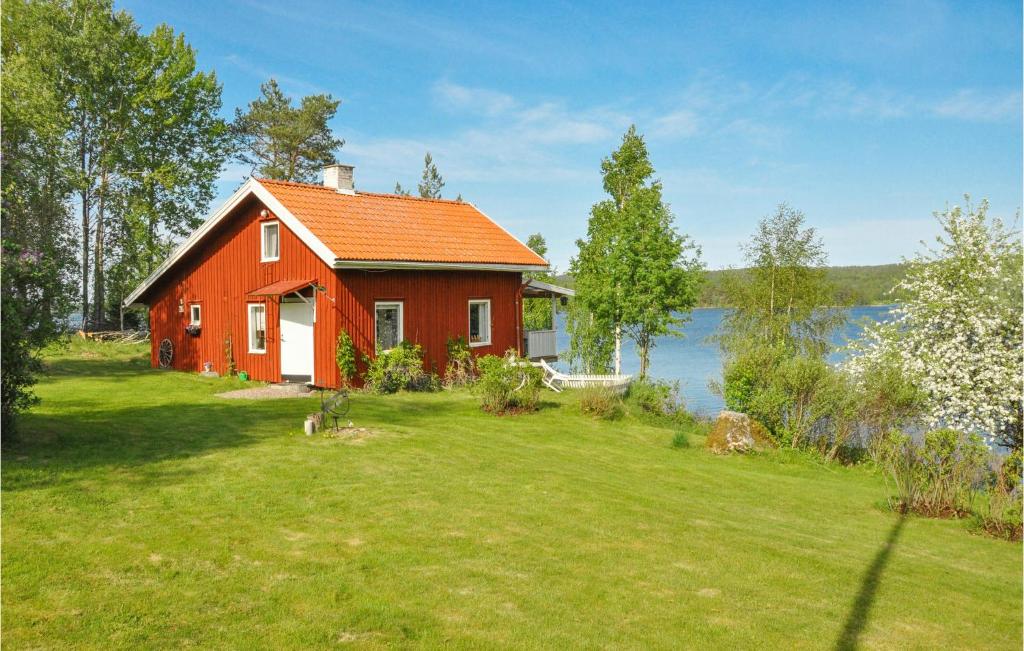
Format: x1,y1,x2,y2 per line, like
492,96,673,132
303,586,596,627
320,389,350,431
158,338,173,368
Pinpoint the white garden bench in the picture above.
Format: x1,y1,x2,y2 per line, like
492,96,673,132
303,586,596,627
537,359,633,394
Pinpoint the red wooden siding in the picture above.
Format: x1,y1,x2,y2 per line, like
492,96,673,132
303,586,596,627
144,197,525,387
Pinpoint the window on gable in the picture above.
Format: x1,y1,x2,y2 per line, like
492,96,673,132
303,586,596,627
469,299,491,346
190,303,201,325
248,303,267,353
261,221,280,262
374,301,403,351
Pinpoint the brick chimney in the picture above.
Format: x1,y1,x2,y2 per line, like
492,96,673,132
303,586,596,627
323,164,355,194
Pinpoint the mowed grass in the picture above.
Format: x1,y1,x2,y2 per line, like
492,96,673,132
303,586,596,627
2,341,1020,649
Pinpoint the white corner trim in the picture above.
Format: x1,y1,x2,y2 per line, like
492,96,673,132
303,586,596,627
123,178,339,306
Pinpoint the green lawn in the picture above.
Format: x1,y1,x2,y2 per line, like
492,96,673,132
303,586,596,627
3,341,1020,649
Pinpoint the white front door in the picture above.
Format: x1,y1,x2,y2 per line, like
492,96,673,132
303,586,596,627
280,300,314,383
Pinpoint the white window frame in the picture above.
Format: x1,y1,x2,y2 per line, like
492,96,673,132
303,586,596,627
248,303,267,354
468,299,492,347
189,303,201,326
374,301,404,352
260,221,280,262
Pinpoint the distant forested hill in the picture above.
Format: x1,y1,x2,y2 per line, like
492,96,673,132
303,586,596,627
699,264,907,307
555,264,907,307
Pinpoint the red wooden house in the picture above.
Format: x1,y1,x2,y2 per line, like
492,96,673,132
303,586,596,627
125,164,571,387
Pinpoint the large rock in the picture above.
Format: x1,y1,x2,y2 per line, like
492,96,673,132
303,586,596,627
705,411,776,454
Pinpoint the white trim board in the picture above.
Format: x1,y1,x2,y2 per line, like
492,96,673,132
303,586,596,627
334,260,548,272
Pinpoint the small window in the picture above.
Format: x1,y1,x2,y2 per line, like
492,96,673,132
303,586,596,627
469,299,491,346
261,221,280,262
189,304,201,325
248,303,267,353
374,301,403,351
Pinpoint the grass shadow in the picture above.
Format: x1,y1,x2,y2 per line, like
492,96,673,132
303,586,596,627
834,513,908,650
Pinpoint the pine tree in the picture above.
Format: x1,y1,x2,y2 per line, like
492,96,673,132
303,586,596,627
232,79,343,182
393,182,411,196
417,152,445,199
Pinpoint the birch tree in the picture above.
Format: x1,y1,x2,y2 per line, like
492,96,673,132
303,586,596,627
569,126,703,378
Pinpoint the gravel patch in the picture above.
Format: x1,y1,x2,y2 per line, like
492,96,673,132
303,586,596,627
216,386,313,400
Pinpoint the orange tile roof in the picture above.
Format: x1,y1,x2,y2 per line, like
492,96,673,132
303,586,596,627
257,178,547,267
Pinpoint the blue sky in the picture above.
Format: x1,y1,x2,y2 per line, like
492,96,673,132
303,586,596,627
120,0,1021,270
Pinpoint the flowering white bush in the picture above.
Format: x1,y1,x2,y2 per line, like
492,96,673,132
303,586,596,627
845,198,1022,444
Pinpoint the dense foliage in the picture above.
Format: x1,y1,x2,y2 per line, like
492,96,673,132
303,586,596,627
335,328,357,388
362,342,434,394
231,79,342,183
845,199,1023,449
568,126,703,376
476,351,543,414
1,0,228,430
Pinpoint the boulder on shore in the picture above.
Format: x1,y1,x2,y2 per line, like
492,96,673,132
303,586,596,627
705,411,776,454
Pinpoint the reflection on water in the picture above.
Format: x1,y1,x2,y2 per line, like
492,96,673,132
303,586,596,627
554,305,895,416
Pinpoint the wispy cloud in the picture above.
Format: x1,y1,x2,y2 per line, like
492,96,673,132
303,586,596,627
650,109,700,138
222,54,330,96
433,80,516,116
931,89,1022,122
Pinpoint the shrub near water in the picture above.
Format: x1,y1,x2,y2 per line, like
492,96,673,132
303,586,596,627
476,351,542,414
363,342,436,394
627,379,685,420
974,450,1023,541
877,429,989,518
578,386,623,420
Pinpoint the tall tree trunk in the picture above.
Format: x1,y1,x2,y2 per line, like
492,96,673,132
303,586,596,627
145,183,157,274
614,323,622,375
638,333,650,379
92,170,107,328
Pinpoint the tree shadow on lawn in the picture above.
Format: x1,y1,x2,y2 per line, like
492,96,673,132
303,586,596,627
5,385,474,494
834,514,908,650
3,398,316,492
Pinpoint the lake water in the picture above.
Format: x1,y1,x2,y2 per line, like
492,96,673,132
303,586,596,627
553,305,895,416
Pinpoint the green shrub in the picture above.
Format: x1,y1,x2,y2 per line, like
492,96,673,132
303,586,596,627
627,379,686,421
973,450,1022,541
363,342,432,394
476,350,543,414
578,386,623,420
335,328,357,388
443,335,476,388
670,430,690,449
877,429,989,517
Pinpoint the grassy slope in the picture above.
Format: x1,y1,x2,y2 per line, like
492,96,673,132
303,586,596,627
3,342,1020,649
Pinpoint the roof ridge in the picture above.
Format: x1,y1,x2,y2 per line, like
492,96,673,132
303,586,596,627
255,178,467,205
255,177,334,191
356,191,467,205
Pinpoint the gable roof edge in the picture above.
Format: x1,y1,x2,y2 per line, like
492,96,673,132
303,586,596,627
464,201,548,268
123,178,337,306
